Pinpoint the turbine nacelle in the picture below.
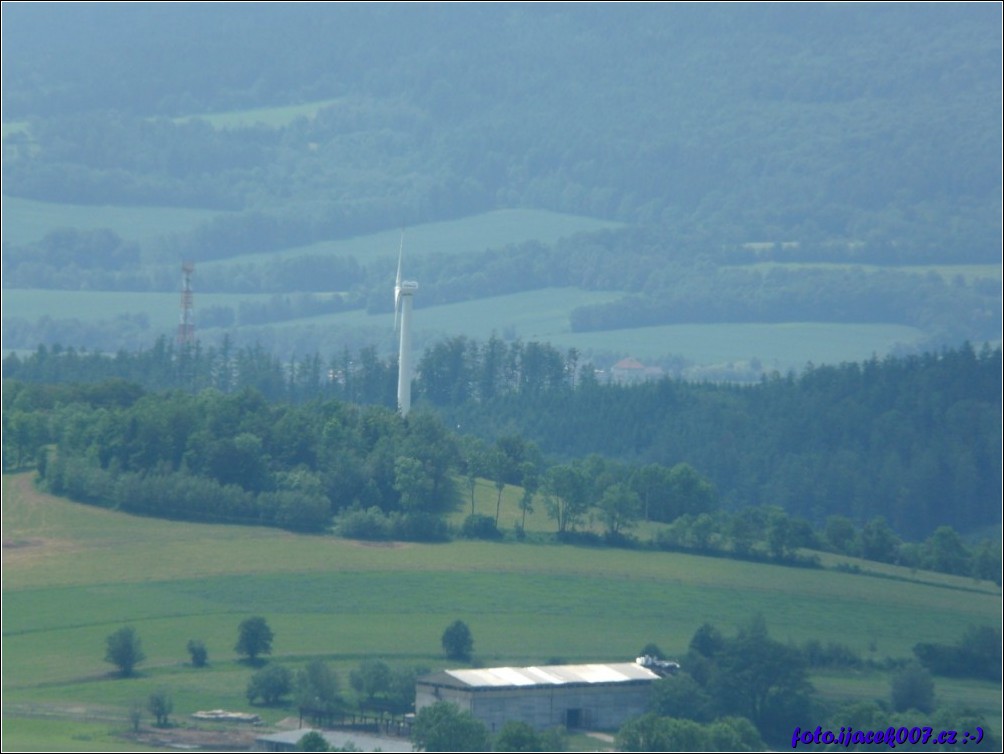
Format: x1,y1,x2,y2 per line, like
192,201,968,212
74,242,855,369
393,234,418,331
394,283,419,331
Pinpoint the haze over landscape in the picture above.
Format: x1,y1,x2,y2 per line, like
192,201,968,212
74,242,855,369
2,3,1000,374
1,3,1001,753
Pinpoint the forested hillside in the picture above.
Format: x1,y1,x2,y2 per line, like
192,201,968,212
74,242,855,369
4,341,999,545
2,4,1000,365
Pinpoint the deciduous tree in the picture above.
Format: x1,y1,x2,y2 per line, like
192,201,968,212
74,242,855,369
411,701,490,752
598,483,642,536
349,658,391,706
236,616,274,663
708,616,813,747
147,688,173,727
297,659,342,719
890,661,935,713
247,664,293,705
187,638,208,667
441,619,473,662
543,463,587,534
105,626,145,677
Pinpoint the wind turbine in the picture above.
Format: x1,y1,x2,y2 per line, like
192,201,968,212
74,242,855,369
394,234,419,418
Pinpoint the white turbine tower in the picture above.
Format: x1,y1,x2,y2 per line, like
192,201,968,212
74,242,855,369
394,235,418,418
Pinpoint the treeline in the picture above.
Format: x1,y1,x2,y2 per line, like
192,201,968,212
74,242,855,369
19,385,459,534
433,341,1001,540
568,263,999,345
4,340,1000,544
2,338,398,404
616,618,1001,751
652,507,1001,584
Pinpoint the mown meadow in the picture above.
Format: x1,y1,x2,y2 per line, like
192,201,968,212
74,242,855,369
2,472,1000,751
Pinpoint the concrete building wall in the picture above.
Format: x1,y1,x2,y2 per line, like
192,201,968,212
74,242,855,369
415,680,653,732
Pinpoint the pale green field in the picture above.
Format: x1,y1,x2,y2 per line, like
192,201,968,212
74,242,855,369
172,98,343,129
0,718,166,753
2,470,1000,753
811,671,1002,724
3,282,928,374
260,291,928,372
743,261,1003,284
1,121,29,139
198,208,625,270
534,321,927,370
1,290,278,331
1,195,226,246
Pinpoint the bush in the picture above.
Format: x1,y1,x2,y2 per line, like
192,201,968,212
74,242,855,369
890,662,935,713
461,514,502,540
441,619,474,662
187,639,208,667
411,701,490,752
392,511,450,542
247,664,293,705
337,506,392,540
297,731,330,752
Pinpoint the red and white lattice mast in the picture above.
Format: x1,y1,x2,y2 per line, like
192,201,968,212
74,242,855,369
177,261,196,346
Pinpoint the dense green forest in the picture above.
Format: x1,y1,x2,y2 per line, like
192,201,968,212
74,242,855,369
2,4,1000,361
4,340,999,556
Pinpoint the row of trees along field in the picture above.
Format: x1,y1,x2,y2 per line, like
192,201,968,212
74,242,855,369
2,340,1000,579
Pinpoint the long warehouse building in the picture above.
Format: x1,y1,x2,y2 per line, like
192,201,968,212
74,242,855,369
415,661,667,732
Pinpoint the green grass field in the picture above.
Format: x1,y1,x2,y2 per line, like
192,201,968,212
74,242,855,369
197,208,625,270
1,290,279,332
0,195,226,247
741,261,1003,284
1,121,29,139
172,98,343,130
252,291,928,373
2,472,1000,751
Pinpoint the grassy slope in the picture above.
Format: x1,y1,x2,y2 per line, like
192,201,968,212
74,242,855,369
197,207,625,268
2,471,1000,751
0,195,226,247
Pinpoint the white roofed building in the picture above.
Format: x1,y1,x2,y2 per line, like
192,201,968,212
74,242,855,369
611,357,664,384
415,661,662,733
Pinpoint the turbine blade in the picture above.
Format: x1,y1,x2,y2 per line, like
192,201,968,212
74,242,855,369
394,232,403,324
396,233,404,289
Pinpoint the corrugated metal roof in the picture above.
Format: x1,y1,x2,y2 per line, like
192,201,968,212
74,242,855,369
432,662,659,689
